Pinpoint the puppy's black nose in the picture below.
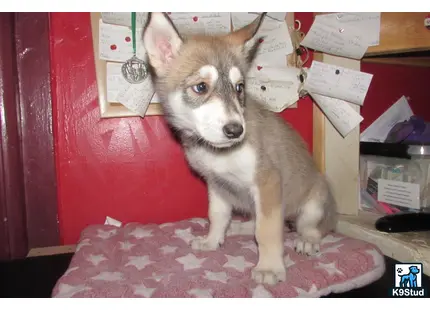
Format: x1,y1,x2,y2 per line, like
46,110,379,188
223,122,244,139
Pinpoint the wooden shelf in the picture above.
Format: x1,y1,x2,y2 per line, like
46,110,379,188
362,55,430,67
27,244,76,257
365,13,430,57
336,211,430,276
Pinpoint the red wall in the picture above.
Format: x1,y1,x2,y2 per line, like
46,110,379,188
360,63,430,132
50,13,315,245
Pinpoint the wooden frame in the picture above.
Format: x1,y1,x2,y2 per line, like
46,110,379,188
90,12,163,118
15,13,60,249
0,13,59,260
0,13,28,260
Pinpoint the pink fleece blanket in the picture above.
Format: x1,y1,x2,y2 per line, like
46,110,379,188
52,218,385,298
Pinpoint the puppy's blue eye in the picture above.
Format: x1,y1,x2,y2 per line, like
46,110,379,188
192,82,208,94
235,83,244,93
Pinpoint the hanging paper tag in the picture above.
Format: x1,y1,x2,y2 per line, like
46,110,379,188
116,78,155,117
303,61,373,106
301,15,369,60
311,92,363,137
247,66,301,112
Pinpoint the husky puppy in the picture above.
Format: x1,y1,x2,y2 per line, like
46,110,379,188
142,12,337,285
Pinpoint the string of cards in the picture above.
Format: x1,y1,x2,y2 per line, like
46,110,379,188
99,12,297,117
300,13,381,138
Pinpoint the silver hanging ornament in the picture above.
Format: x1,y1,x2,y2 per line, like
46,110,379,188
121,12,148,84
121,55,148,84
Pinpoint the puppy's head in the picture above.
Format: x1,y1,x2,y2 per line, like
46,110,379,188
142,13,265,149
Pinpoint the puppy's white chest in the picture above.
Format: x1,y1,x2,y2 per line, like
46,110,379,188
188,144,257,185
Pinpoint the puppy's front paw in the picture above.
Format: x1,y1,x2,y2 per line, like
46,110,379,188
251,266,286,285
294,238,320,256
190,236,221,251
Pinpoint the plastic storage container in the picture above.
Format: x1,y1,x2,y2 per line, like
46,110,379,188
360,145,430,213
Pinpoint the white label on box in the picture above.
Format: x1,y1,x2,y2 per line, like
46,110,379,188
377,179,420,210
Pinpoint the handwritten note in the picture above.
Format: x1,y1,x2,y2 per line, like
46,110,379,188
311,93,363,137
231,13,283,32
317,13,381,46
106,62,129,103
116,78,155,117
247,66,300,112
99,20,146,62
101,12,148,28
169,13,231,36
303,61,373,106
106,62,158,106
301,15,369,59
252,23,294,67
360,96,413,142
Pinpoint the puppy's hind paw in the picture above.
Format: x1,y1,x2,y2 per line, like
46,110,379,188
294,238,320,256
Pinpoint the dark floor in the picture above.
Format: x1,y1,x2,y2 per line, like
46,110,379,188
0,254,428,298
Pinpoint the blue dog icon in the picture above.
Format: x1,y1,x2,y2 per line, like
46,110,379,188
398,266,420,287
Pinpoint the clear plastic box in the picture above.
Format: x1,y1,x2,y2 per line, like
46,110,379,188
360,145,430,213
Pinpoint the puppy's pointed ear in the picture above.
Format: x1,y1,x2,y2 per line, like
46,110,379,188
225,13,266,64
142,13,182,77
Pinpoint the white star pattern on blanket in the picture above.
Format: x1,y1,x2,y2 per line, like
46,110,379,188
174,228,196,243
188,288,213,298
91,271,124,281
133,284,156,297
189,218,207,227
160,245,177,254
223,255,253,272
87,254,107,266
176,253,206,270
52,218,386,298
294,284,319,297
315,262,344,277
317,243,344,257
238,240,257,253
125,256,153,271
321,234,344,245
226,220,255,236
119,241,135,251
56,284,90,298
284,254,296,268
148,273,163,282
76,238,91,251
204,271,229,284
252,285,273,298
129,228,153,239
